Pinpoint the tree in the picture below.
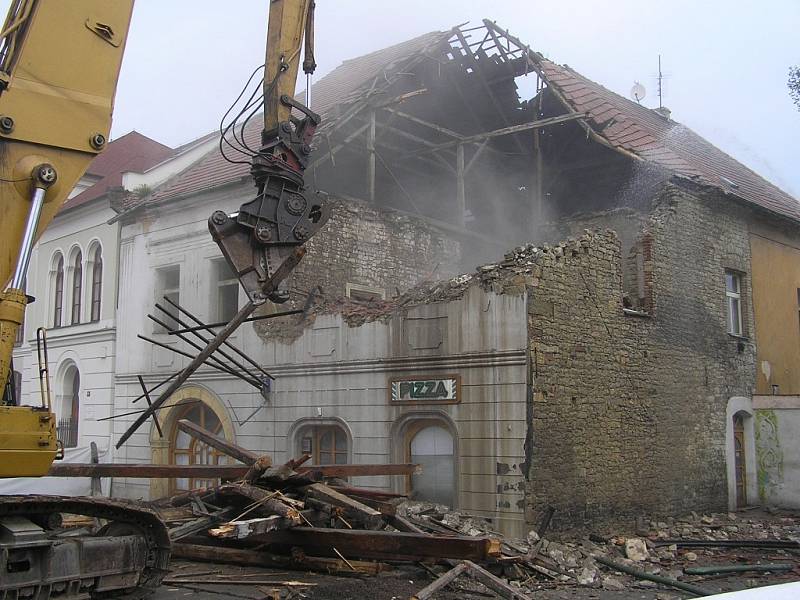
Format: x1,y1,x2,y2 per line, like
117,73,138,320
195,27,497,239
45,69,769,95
790,66,800,110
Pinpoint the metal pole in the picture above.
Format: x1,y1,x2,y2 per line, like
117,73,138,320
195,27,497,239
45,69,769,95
306,73,312,109
10,187,46,289
116,300,258,449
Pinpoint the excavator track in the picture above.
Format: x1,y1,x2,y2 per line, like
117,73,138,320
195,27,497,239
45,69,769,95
0,495,170,600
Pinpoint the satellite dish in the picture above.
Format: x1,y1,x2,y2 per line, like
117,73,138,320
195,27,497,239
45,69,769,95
630,81,646,103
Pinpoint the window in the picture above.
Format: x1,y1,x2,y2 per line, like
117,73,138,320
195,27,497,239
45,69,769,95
90,246,103,322
170,402,228,492
300,426,348,465
155,265,180,333
71,251,82,325
346,283,385,302
725,270,743,336
408,423,455,506
53,255,64,328
213,259,239,322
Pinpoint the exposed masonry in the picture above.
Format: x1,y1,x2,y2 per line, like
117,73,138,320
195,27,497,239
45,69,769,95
253,195,461,342
252,182,756,528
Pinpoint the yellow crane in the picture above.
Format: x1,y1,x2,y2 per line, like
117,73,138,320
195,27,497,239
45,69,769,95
0,1,322,596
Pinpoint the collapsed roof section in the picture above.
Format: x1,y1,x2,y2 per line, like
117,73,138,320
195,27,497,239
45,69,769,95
129,20,799,234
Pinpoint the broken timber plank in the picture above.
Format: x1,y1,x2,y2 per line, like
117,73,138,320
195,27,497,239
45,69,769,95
168,507,237,541
410,562,469,600
463,561,532,600
247,527,502,562
47,462,418,479
177,418,260,465
302,483,384,529
208,515,285,539
388,514,428,534
216,483,301,523
171,543,388,576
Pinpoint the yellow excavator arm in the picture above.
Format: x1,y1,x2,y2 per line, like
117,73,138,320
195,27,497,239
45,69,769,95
0,0,134,476
1,0,323,475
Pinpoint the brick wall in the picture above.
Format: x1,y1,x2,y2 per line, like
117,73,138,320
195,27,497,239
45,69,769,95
524,185,756,528
255,195,462,339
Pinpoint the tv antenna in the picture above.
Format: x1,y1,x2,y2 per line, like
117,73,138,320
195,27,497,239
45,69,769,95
657,55,663,108
630,81,646,104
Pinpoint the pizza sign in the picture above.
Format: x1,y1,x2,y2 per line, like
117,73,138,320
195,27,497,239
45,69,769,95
389,376,459,404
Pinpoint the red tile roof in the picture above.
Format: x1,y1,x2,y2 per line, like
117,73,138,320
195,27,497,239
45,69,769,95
61,131,173,212
135,24,798,224
536,59,800,221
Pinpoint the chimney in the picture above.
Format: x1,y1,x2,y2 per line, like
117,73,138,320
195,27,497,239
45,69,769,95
654,106,672,120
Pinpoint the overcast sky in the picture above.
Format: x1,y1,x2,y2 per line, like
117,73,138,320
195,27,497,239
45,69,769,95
49,1,800,197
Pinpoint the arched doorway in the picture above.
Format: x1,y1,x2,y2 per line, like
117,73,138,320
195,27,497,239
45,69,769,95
58,363,80,448
148,385,236,499
408,422,456,507
733,412,747,507
170,402,229,492
725,397,757,510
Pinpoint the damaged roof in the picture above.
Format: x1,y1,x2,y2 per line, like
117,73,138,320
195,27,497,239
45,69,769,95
144,31,449,206
133,21,798,223
535,59,800,221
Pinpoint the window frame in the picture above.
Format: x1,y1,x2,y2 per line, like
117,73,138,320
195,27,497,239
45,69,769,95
213,258,239,323
53,255,64,328
345,282,386,302
90,246,103,322
300,425,349,465
725,270,743,336
70,251,83,325
154,265,181,333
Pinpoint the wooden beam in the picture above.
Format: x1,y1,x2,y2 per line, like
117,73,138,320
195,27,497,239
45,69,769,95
463,560,533,600
383,108,465,140
171,543,388,576
247,527,502,562
308,122,369,169
456,143,466,227
177,419,259,465
47,462,420,479
400,112,586,158
453,28,526,154
168,507,237,541
216,483,301,523
411,562,469,600
303,483,383,529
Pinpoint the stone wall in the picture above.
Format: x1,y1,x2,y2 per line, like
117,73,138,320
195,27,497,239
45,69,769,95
299,196,461,296
255,195,462,340
523,185,756,528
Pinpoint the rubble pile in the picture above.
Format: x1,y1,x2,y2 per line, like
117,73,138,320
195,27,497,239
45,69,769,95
393,505,800,598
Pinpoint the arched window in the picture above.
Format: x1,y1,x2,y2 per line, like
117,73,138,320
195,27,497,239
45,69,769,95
53,255,64,328
90,246,103,322
170,402,229,492
407,422,456,507
295,423,350,465
71,251,82,325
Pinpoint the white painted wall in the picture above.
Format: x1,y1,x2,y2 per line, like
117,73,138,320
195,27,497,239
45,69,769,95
10,200,120,461
752,395,800,508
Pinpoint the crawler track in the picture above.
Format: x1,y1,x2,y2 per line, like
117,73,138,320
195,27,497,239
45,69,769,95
0,495,170,599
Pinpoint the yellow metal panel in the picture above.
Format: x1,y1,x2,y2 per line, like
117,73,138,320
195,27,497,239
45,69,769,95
264,0,310,132
750,233,800,395
0,406,57,477
0,0,135,152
